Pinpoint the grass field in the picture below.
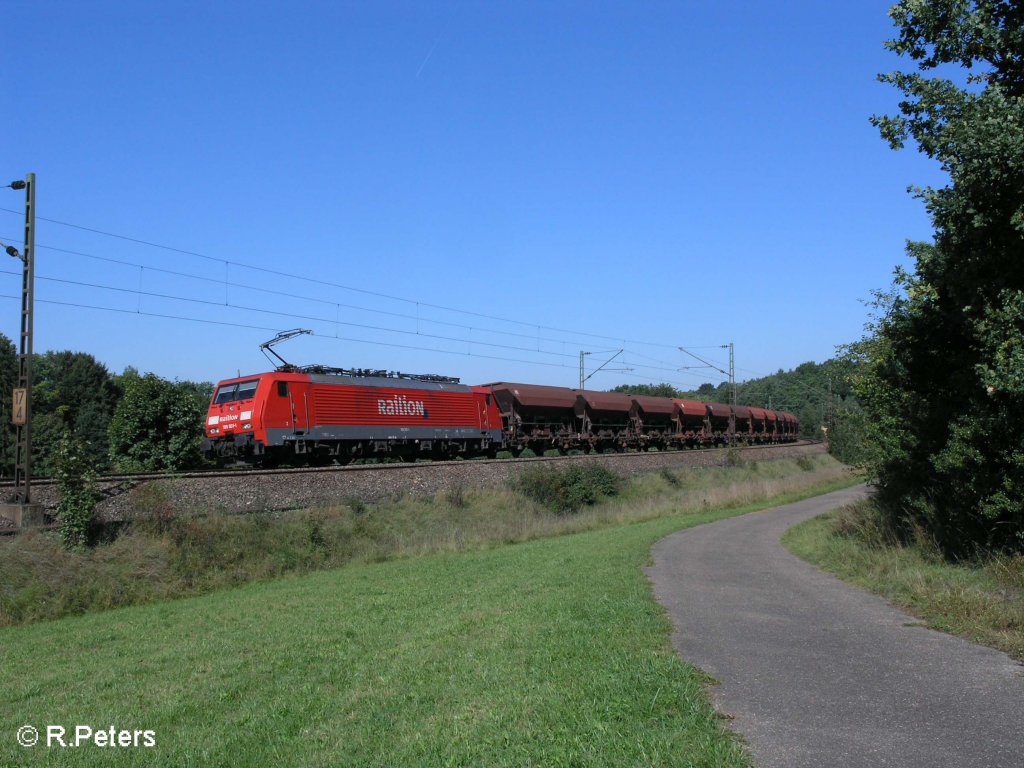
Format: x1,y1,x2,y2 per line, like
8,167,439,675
1,455,846,627
783,503,1024,661
1,461,857,767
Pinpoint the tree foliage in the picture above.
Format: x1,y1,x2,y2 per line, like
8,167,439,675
0,335,212,479
854,0,1024,554
107,372,211,472
54,426,100,549
0,334,16,475
31,350,120,474
610,382,685,399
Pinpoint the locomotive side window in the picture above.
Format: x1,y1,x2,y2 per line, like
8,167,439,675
277,381,289,397
485,394,491,406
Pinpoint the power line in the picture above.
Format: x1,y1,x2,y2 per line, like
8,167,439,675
0,268,587,362
0,293,582,373
0,293,281,333
0,209,222,262
0,208,723,352
0,249,706,379
0,289,764,392
13,237,685,356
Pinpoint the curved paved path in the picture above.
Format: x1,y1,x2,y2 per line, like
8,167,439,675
646,486,1023,768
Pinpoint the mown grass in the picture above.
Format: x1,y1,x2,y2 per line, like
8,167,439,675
783,499,1024,661
0,468,858,768
1,456,849,627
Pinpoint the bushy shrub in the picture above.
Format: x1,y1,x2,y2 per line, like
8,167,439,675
107,373,209,472
54,430,100,549
515,463,622,515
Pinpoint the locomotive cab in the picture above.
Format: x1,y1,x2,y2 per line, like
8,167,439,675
204,376,263,458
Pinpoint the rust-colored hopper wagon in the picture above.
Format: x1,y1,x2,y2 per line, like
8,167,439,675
672,399,710,445
733,405,752,443
748,406,769,442
706,402,732,444
574,390,637,452
485,382,579,454
782,411,800,440
629,394,677,450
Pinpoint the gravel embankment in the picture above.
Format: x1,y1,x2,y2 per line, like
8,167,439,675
6,442,825,524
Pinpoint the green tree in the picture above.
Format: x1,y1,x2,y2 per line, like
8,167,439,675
695,383,717,398
32,351,120,473
0,334,16,476
610,382,684,398
855,1,1024,553
107,373,211,472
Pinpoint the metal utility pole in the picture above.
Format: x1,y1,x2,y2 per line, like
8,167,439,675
13,173,34,505
728,342,736,406
827,377,835,434
579,351,589,389
0,174,39,525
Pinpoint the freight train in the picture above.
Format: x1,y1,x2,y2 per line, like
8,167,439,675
203,366,799,465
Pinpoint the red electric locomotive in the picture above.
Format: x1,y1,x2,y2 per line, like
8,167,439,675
205,368,503,464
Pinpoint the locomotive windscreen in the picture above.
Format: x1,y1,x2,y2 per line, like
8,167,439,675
214,379,259,404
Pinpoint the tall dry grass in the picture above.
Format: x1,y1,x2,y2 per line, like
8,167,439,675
0,454,853,627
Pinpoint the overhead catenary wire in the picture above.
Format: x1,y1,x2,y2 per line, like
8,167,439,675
0,235,743,390
0,293,712,384
0,268,584,362
13,237,690,358
0,211,734,387
0,208,721,352
0,246,700,380
0,281,734,392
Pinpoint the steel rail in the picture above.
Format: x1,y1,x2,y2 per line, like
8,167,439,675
0,440,820,489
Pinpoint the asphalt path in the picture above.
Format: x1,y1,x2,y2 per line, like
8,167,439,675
646,485,1023,768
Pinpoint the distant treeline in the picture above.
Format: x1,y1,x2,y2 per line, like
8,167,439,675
0,333,212,476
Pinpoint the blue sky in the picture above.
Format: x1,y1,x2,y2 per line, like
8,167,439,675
3,1,944,390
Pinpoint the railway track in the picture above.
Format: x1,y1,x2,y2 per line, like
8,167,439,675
0,440,820,490
1,440,825,535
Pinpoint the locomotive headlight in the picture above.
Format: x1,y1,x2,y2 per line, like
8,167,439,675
242,422,252,430
210,428,220,434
